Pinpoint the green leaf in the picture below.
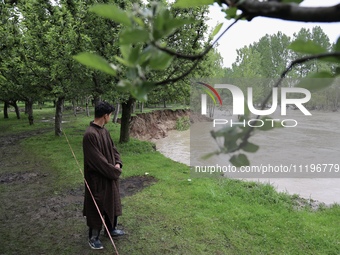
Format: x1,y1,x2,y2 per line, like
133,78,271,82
149,51,173,70
120,28,149,45
128,45,141,64
154,9,167,32
318,55,340,64
282,0,303,3
120,45,131,60
119,45,141,66
73,52,116,76
117,79,132,89
133,81,155,101
224,7,238,20
90,4,132,26
201,151,220,160
0,75,6,81
133,17,145,27
295,72,334,92
210,23,223,38
241,142,259,153
288,40,327,54
211,126,239,139
230,154,250,167
173,0,214,8
114,56,134,67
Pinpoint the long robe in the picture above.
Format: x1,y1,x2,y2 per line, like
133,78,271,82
83,121,122,229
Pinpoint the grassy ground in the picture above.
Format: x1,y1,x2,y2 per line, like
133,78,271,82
0,105,340,255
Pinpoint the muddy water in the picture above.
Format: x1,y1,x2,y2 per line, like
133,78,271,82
154,110,340,205
153,129,190,165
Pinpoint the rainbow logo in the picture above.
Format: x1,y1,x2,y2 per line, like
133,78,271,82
197,81,222,115
197,81,223,115
196,81,222,106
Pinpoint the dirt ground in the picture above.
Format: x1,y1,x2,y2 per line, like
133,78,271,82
0,130,157,255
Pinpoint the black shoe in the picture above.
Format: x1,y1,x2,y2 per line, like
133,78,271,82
88,237,104,249
105,229,125,237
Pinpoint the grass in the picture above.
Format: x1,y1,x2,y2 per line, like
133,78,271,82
1,104,340,255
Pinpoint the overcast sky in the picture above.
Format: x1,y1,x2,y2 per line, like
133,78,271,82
207,0,340,67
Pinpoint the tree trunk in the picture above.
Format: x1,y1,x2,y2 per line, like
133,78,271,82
25,101,28,114
85,96,90,117
119,96,135,143
55,96,64,136
163,99,166,108
72,99,77,116
132,101,136,113
3,101,9,119
140,101,144,113
93,95,100,106
26,99,34,125
12,101,20,119
113,102,120,123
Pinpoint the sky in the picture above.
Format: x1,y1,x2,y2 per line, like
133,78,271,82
207,0,340,67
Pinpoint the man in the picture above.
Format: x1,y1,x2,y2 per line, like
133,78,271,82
83,101,124,250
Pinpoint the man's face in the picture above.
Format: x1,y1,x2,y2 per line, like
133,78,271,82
104,113,112,124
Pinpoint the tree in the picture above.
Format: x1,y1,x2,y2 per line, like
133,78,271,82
290,26,333,77
74,0,340,165
1,0,135,135
147,8,224,110
0,1,47,123
75,2,215,143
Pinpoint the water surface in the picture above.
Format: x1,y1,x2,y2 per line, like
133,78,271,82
154,110,340,205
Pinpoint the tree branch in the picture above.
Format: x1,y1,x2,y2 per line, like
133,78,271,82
155,59,201,86
153,16,243,86
152,16,242,61
222,1,340,22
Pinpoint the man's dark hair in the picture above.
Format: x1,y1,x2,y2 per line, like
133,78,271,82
95,101,115,118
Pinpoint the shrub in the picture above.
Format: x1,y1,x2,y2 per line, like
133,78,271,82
175,116,190,131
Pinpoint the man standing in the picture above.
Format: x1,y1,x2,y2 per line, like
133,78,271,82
83,101,124,250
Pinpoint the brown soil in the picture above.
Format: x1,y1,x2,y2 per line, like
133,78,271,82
128,109,211,141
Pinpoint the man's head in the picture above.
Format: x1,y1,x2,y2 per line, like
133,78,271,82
95,101,115,118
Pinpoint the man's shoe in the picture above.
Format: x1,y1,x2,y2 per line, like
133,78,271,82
105,229,125,237
111,229,125,237
88,237,104,250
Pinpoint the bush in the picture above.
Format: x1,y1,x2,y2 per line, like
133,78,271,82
175,116,190,131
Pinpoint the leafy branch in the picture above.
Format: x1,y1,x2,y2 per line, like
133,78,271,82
152,16,242,61
221,0,340,22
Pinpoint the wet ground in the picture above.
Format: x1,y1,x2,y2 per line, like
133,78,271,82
0,130,157,255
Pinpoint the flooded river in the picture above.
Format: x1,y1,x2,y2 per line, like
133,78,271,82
154,110,340,205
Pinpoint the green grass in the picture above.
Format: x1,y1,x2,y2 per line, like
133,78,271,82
1,104,340,255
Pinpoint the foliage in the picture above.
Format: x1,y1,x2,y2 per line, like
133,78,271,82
0,0,132,130
74,0,340,166
175,116,190,131
74,2,219,101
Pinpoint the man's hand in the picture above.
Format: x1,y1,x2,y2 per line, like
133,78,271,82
115,164,121,169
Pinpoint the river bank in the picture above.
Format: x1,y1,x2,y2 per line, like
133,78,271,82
153,112,340,205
